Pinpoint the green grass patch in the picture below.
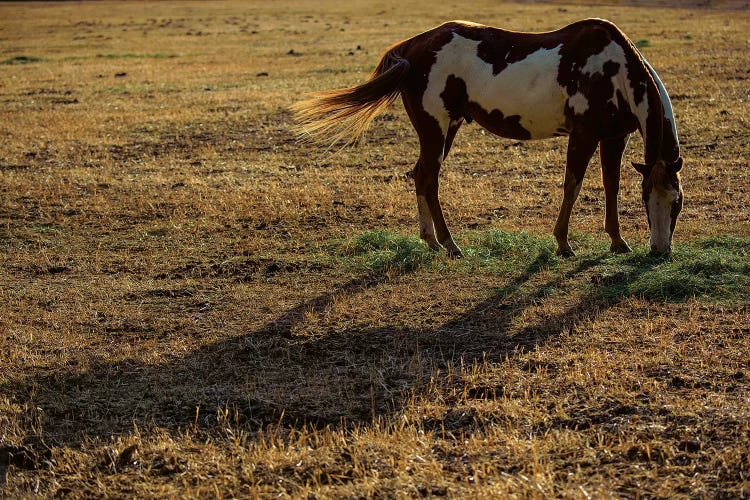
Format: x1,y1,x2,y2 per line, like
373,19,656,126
463,230,558,272
339,229,558,276
342,230,434,273
1,55,43,65
340,231,750,306
593,236,750,305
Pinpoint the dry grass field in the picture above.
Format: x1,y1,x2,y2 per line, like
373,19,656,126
1,0,749,497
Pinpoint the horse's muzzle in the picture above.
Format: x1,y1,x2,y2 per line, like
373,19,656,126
650,244,672,255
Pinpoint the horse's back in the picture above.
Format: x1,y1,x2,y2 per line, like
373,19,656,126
411,21,577,140
403,18,644,142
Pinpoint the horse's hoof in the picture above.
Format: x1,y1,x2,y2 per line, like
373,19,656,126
444,241,464,259
447,248,464,259
556,247,575,258
610,241,632,254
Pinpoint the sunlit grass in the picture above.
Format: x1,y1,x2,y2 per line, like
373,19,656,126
595,236,750,304
341,230,435,273
341,230,750,306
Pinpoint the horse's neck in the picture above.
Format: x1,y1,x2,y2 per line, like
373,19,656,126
642,60,680,164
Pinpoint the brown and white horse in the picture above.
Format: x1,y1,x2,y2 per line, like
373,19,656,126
294,18,684,257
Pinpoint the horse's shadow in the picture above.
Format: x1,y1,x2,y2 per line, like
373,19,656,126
4,249,662,461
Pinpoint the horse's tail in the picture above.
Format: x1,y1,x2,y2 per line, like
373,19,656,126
292,43,410,147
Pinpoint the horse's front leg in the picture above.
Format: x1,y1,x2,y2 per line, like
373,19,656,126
553,131,598,257
600,135,632,253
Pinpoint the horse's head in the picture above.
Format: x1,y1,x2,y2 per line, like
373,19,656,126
632,157,683,254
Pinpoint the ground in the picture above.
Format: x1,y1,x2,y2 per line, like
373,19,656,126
1,0,749,497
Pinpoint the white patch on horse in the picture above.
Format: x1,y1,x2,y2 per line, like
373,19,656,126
580,41,618,77
647,187,679,252
577,41,650,136
579,41,620,108
423,34,567,139
567,92,589,115
611,43,649,138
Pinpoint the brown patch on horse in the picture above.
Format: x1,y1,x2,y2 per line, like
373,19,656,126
557,22,640,138
475,31,559,76
639,160,682,200
557,21,613,95
557,19,647,107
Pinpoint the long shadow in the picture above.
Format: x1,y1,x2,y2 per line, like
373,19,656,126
1,248,664,468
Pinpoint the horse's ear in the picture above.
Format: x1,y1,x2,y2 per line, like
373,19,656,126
670,157,683,173
632,162,651,176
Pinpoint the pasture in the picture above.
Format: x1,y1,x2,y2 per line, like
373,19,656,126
1,0,749,497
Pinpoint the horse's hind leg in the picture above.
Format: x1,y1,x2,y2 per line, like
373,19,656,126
424,170,463,258
413,156,441,252
429,119,464,258
406,90,463,257
600,134,632,253
413,141,463,258
553,130,598,257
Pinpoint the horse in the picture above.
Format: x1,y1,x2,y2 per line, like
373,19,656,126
293,18,684,257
